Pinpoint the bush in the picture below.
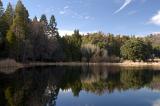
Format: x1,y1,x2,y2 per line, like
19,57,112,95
120,39,152,62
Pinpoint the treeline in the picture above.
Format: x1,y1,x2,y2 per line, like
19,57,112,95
0,0,63,62
0,0,160,62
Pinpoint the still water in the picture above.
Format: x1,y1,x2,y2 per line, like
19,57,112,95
0,66,160,106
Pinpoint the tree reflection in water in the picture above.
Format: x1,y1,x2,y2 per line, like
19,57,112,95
0,66,160,106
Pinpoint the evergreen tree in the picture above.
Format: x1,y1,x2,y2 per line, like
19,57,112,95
0,0,4,36
62,30,82,61
72,29,82,49
49,15,59,38
73,30,82,61
0,0,4,17
40,14,48,25
33,16,37,22
6,0,30,61
4,2,14,25
0,0,9,57
0,17,9,57
40,14,49,35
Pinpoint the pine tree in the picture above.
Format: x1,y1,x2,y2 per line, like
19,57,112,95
0,0,9,57
0,0,4,17
6,0,30,61
0,2,14,38
0,0,4,36
49,15,59,38
40,14,49,34
4,2,14,25
72,29,82,47
40,14,48,25
33,16,38,22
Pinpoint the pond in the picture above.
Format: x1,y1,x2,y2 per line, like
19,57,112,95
0,66,160,106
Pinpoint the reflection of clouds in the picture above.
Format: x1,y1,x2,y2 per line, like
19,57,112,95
152,90,160,93
44,85,57,96
153,99,160,106
60,89,72,93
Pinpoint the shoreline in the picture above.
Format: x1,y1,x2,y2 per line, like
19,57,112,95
1,60,160,74
1,59,160,69
28,62,160,67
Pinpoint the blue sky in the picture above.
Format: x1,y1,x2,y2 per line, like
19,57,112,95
2,0,160,36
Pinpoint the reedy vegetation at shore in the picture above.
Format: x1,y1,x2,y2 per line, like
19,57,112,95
0,0,160,63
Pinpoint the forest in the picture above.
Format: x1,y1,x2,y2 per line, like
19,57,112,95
0,0,160,63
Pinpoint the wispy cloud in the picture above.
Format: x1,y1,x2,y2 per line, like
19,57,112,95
72,13,94,20
59,5,69,15
59,5,94,20
59,11,66,15
44,7,54,14
149,10,160,26
64,6,69,9
114,0,132,14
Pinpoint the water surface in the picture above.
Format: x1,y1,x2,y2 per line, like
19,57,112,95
0,66,160,106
